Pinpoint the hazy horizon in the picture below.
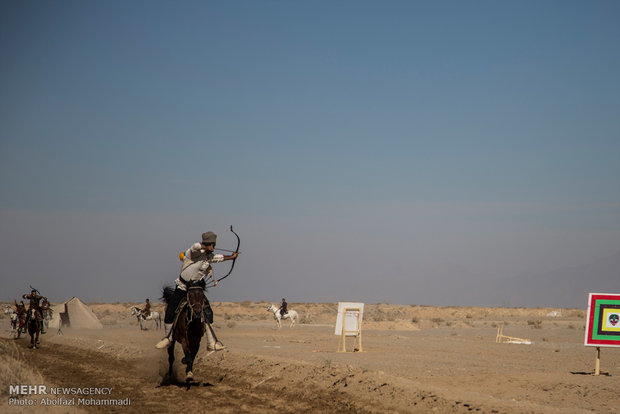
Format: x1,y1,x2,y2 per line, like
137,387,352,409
1,1,619,307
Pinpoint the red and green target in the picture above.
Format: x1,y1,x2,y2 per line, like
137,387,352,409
584,293,620,347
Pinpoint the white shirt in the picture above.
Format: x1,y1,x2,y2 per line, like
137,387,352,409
175,243,224,291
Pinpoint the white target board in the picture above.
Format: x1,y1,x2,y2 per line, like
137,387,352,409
334,302,364,336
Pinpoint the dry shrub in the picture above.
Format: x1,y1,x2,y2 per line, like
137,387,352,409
386,311,399,322
565,309,586,318
528,320,543,329
298,314,313,324
372,309,386,322
0,340,44,397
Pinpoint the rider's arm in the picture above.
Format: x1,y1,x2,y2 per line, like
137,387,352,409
223,252,239,261
188,243,203,260
210,254,225,263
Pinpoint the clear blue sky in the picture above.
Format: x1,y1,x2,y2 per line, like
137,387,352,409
1,1,619,306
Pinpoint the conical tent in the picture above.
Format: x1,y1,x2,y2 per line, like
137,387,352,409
48,297,103,329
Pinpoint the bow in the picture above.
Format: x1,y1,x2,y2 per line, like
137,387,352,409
207,225,240,288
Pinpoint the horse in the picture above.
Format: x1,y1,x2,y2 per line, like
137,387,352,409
4,306,19,338
267,304,299,328
26,308,42,349
130,306,162,330
4,305,25,339
162,283,206,383
41,307,53,333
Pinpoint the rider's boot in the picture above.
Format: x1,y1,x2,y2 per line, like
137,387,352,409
155,323,173,349
205,324,225,351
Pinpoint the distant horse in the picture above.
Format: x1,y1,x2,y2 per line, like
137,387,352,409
267,304,299,328
41,308,53,333
162,283,206,383
26,308,42,349
4,306,19,338
5,305,25,339
131,306,162,330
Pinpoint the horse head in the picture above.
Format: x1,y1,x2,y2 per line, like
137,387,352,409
186,283,205,321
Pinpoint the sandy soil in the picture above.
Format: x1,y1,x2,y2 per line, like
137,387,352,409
1,301,619,413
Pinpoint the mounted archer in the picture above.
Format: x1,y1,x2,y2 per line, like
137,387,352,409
155,228,240,350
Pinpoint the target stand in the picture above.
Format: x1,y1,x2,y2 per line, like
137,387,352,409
335,303,364,353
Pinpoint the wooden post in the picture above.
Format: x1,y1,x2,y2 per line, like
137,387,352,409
338,310,347,352
594,347,600,376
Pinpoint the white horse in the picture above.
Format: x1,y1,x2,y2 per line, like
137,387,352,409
41,307,53,332
131,306,162,330
267,304,299,328
4,305,20,338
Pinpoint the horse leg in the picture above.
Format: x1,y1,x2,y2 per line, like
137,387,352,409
167,341,175,378
180,340,195,381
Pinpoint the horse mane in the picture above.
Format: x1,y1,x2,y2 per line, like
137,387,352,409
162,280,206,304
162,285,176,304
187,280,206,289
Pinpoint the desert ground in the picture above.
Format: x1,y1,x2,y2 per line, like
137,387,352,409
2,301,619,413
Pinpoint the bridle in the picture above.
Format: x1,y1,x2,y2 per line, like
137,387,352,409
186,286,205,322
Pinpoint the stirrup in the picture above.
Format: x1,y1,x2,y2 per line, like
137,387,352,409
155,337,171,349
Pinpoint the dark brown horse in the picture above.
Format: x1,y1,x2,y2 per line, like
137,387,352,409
163,283,206,382
27,308,42,349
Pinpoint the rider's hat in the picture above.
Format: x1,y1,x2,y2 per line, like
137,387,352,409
202,231,217,244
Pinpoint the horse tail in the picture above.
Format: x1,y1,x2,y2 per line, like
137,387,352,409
162,285,175,304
